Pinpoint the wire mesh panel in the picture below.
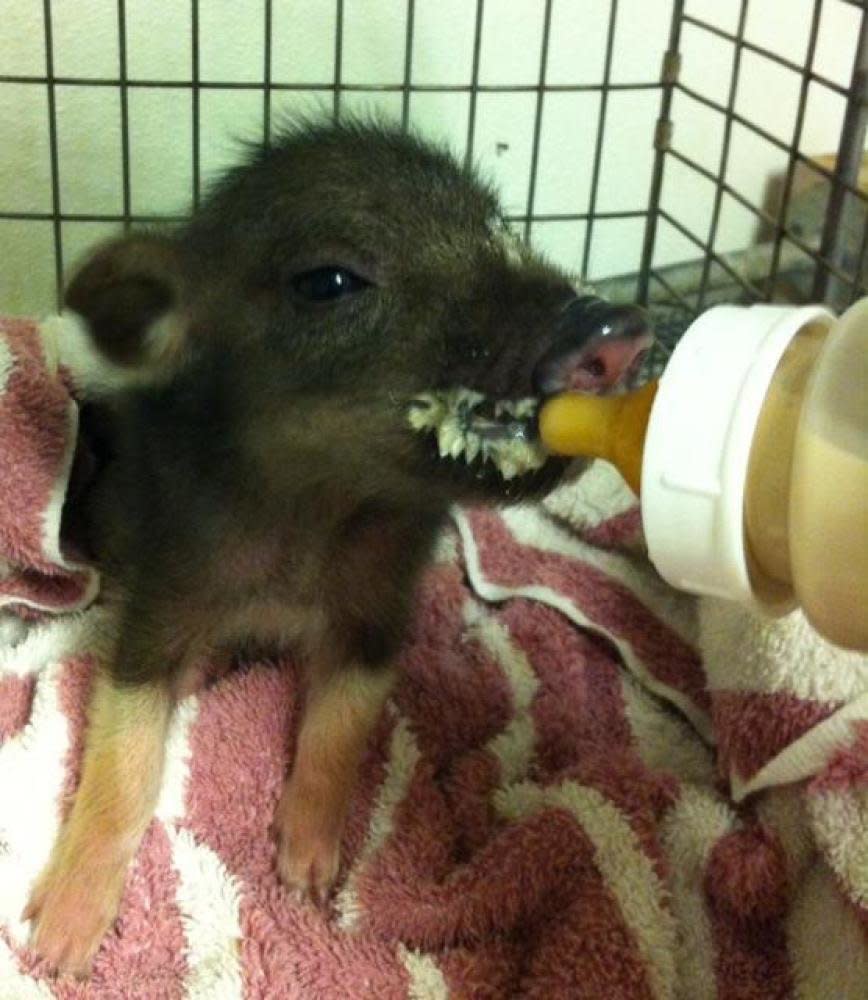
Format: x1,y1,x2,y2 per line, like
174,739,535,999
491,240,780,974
638,0,868,339
0,0,865,340
0,0,667,315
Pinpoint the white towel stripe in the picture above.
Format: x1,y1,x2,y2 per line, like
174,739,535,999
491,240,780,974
501,505,699,648
153,687,244,999
463,599,539,785
496,780,678,1000
620,672,715,786
808,785,868,912
659,786,736,1000
156,696,199,825
788,863,868,1000
0,663,70,950
456,510,711,741
732,694,868,801
0,336,13,394
542,460,637,530
335,712,421,931
169,827,244,1000
398,943,450,999
0,604,117,678
0,939,54,999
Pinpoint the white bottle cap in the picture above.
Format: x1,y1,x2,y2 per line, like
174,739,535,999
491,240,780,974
641,303,835,609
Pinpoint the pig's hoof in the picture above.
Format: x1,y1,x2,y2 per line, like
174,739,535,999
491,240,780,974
273,783,343,906
277,829,341,907
24,859,123,978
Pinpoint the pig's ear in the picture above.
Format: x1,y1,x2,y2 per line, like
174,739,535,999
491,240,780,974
64,233,189,371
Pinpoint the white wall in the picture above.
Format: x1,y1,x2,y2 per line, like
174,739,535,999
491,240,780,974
0,0,861,314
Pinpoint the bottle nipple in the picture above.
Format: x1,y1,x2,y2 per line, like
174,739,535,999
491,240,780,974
538,380,658,494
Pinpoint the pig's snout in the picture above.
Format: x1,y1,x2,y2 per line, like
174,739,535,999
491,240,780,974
533,297,654,396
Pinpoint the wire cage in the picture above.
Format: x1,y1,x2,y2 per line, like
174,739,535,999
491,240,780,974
0,0,866,369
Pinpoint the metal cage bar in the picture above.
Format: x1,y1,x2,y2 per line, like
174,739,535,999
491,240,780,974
581,0,619,283
263,0,274,146
464,0,486,169
681,12,851,99
650,267,694,312
854,209,868,305
401,0,416,131
0,74,661,95
523,0,554,243
658,208,764,300
117,0,132,232
671,80,868,200
694,0,749,313
41,0,63,308
667,147,866,293
0,207,648,227
191,0,201,210
333,0,344,119
637,0,685,305
813,14,868,307
764,0,825,302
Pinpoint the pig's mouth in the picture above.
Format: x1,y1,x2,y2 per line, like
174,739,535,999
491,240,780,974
408,388,549,481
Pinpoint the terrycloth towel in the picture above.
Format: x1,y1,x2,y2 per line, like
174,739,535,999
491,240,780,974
0,316,99,618
1,314,867,998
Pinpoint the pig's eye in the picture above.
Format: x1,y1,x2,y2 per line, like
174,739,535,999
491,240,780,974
292,266,370,302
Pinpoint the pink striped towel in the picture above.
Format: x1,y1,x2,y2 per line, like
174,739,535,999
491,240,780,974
0,314,866,997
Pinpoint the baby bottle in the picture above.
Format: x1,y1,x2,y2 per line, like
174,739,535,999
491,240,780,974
539,298,868,653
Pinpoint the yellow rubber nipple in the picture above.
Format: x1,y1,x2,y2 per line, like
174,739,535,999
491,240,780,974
538,380,659,494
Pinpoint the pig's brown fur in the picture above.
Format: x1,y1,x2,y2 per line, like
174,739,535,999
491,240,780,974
26,119,635,977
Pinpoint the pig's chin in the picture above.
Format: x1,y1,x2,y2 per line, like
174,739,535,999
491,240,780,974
406,387,567,496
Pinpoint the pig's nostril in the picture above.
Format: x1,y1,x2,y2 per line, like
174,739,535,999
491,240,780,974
582,358,606,380
534,330,654,397
533,297,655,397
